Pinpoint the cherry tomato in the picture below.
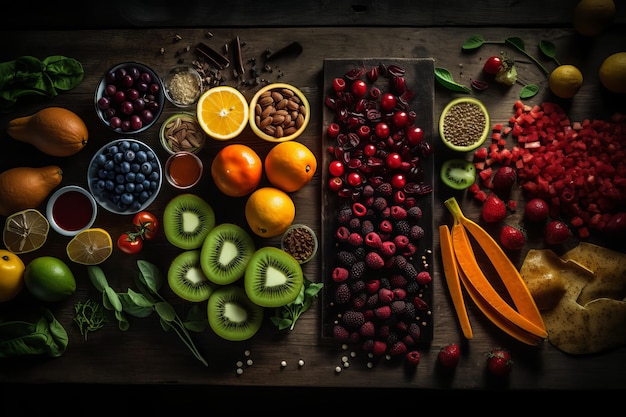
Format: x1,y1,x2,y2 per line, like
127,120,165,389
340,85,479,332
117,233,143,254
133,211,159,241
380,93,397,112
483,56,503,75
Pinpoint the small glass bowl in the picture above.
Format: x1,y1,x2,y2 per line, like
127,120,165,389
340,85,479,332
46,185,97,236
164,151,203,189
159,112,206,155
163,65,203,108
280,224,318,264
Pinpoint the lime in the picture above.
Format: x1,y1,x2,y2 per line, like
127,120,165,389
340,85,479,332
24,256,76,302
3,209,50,254
439,97,490,152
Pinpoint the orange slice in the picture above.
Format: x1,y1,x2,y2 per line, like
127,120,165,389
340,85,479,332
66,227,113,265
3,209,50,254
196,86,249,140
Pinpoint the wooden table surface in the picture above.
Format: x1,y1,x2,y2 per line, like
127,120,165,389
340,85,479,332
1,1,626,405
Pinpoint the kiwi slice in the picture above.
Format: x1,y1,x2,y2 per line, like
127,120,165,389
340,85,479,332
168,250,215,302
163,193,215,249
200,223,255,285
244,246,304,308
207,285,263,341
440,158,476,190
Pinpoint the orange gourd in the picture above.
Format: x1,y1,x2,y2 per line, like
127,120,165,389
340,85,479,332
7,107,89,157
0,166,63,217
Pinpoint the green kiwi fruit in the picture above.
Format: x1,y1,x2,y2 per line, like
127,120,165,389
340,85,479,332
163,193,215,249
440,158,476,190
168,250,215,302
200,223,255,285
244,246,304,308
207,285,263,341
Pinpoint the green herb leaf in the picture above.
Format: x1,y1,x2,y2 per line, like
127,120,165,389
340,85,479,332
0,308,68,358
115,310,129,331
271,277,323,331
539,40,561,66
155,302,176,322
505,36,549,75
434,67,471,93
104,286,123,312
183,304,210,332
42,55,84,91
520,84,540,99
73,299,108,341
87,266,109,292
462,35,485,50
137,260,163,295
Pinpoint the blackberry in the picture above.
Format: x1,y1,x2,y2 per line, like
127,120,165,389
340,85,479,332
376,182,392,196
349,279,365,293
362,184,375,198
349,217,361,230
334,283,351,304
372,196,388,212
337,250,357,267
361,219,375,235
351,292,367,310
365,293,379,308
402,262,418,280
350,261,366,281
404,301,416,320
409,224,425,241
389,341,407,357
405,279,420,294
386,331,399,347
407,322,421,340
333,324,350,340
394,219,411,236
337,205,353,224
342,310,365,329
353,246,366,260
394,254,408,270
380,277,391,289
391,300,407,315
390,273,408,288
407,206,423,219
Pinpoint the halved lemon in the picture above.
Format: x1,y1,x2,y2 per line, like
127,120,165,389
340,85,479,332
3,209,50,254
66,227,113,265
196,86,249,140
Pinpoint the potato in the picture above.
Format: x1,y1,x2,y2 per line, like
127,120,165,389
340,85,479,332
520,244,626,355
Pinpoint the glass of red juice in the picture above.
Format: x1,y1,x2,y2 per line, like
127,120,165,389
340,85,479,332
164,151,203,189
46,185,98,236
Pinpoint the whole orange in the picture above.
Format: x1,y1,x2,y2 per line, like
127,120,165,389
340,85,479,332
264,141,317,192
245,187,295,238
211,144,262,197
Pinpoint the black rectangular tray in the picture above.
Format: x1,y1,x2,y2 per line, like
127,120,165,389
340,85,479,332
320,58,436,345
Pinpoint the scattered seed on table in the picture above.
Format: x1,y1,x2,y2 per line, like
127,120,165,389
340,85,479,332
280,360,287,368
246,359,253,366
298,359,305,367
335,366,342,373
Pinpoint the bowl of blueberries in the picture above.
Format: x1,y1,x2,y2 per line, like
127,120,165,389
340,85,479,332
88,138,162,214
94,62,165,134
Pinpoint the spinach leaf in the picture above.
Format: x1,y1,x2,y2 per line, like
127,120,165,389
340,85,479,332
0,308,68,358
434,67,471,93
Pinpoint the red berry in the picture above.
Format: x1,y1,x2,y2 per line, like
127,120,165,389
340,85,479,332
375,122,390,138
524,198,549,222
406,126,424,145
380,93,397,112
347,172,362,187
391,173,406,189
492,166,517,196
363,143,377,156
405,350,421,367
385,152,402,169
328,160,344,177
327,122,341,138
499,225,526,250
332,77,346,92
481,194,507,223
328,177,343,192
486,348,513,377
545,220,571,245
351,79,367,97
392,110,409,127
438,343,461,370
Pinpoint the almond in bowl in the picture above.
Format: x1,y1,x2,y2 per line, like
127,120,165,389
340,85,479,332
249,83,310,142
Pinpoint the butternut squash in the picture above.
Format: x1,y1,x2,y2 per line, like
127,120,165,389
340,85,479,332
7,107,88,157
438,224,473,339
0,166,63,217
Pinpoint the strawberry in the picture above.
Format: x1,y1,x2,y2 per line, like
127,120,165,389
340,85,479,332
437,343,461,370
486,348,513,377
499,225,526,250
524,197,549,222
545,220,571,245
492,166,517,196
481,193,507,223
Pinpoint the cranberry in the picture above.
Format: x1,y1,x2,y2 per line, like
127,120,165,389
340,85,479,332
351,79,367,98
406,126,424,145
357,125,371,138
329,161,345,177
347,172,362,187
392,110,409,128
333,77,346,92
327,122,341,138
375,122,390,139
329,177,343,192
385,152,402,169
391,173,406,189
363,144,377,156
380,93,397,112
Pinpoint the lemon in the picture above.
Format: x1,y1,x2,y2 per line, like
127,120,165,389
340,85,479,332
0,249,25,302
24,256,76,302
196,86,249,140
549,65,584,99
599,52,626,94
66,228,113,265
573,0,616,37
3,209,49,254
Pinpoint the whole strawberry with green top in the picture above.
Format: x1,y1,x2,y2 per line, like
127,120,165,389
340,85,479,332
486,348,513,377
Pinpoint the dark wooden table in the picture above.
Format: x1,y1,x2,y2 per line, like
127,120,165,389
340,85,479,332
1,1,626,407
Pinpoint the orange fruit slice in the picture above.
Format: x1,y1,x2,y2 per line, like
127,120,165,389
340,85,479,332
196,86,249,140
211,143,263,197
66,227,113,265
245,187,295,238
3,209,49,254
264,141,317,192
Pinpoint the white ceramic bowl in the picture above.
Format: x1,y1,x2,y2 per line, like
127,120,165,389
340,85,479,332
46,185,97,236
94,62,165,134
87,138,162,215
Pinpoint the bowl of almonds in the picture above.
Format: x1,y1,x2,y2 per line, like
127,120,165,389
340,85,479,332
159,112,206,154
249,83,310,142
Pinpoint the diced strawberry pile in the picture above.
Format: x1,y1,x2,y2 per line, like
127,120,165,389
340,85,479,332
471,100,626,239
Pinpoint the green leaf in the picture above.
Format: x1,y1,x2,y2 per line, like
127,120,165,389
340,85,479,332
434,67,471,93
462,35,485,50
520,84,540,99
42,55,84,91
136,260,163,295
505,36,526,51
155,302,176,322
539,40,561,66
104,286,123,312
41,308,69,357
126,288,155,308
115,310,129,331
87,266,109,293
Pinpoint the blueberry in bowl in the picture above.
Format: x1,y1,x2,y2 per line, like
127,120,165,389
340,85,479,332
95,62,165,134
88,138,162,215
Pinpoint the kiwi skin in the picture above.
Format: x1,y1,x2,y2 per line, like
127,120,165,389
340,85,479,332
163,193,215,250
440,158,476,190
168,250,215,302
207,285,263,342
200,223,255,286
244,246,304,308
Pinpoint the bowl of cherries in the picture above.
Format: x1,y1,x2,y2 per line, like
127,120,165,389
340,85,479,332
95,62,165,134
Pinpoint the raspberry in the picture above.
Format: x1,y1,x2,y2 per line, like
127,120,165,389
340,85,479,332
380,219,393,233
413,296,429,311
336,226,350,242
365,251,385,269
405,350,421,366
332,267,349,282
350,261,365,280
334,283,351,304
390,205,407,219
333,324,350,339
360,321,376,337
409,225,425,241
416,271,432,285
392,288,406,300
375,305,391,320
401,243,417,257
390,274,408,288
380,241,396,257
377,324,391,339
342,310,365,329
364,232,383,248
366,279,381,294
372,340,387,356
389,341,407,356
378,288,395,304
352,292,367,310
362,184,375,197
348,232,364,246
393,234,409,249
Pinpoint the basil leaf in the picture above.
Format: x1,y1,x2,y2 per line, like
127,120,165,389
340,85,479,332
505,36,526,51
434,67,471,93
87,266,110,292
520,84,540,99
155,302,176,322
137,260,163,295
462,35,485,50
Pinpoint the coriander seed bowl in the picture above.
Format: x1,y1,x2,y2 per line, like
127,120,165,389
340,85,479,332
163,65,203,108
249,83,310,142
281,223,318,264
